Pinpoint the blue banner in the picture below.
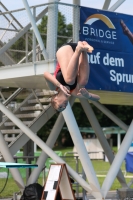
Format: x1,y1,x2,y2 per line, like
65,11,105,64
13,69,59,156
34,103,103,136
80,6,133,92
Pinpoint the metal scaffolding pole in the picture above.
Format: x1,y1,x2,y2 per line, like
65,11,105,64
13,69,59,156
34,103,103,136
0,131,25,190
80,99,127,190
27,96,75,185
92,101,128,131
102,120,133,198
0,102,93,195
46,0,58,59
62,103,102,199
32,7,36,63
73,0,80,42
109,0,126,11
22,0,48,60
102,0,111,10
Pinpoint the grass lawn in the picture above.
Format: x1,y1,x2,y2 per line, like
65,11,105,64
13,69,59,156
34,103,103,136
0,147,133,198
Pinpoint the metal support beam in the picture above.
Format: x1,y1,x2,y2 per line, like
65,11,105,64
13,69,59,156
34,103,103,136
32,7,36,63
102,0,111,10
92,101,128,131
46,0,58,59
73,0,80,42
117,133,121,150
25,32,28,63
3,88,23,106
0,131,25,190
27,96,75,185
102,121,133,197
0,102,92,195
109,0,126,11
22,0,48,60
62,103,102,199
80,99,127,190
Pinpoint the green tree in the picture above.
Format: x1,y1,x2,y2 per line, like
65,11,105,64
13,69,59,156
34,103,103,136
8,11,72,63
38,11,72,49
72,103,133,127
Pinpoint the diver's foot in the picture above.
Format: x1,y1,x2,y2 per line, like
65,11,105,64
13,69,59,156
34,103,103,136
82,41,94,53
76,41,88,53
76,41,94,53
79,88,100,101
88,92,100,101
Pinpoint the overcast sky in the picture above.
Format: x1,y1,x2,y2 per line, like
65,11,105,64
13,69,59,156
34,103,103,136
1,0,133,16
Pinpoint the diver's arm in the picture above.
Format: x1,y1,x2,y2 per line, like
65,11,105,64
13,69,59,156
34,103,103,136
44,72,70,96
44,72,61,88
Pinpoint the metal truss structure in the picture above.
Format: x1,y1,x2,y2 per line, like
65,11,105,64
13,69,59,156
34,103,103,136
0,0,132,199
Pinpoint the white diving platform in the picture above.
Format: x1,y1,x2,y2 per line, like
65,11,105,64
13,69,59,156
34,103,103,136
0,60,133,105
0,60,55,89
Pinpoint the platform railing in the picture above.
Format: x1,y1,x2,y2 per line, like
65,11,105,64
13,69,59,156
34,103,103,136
0,1,75,67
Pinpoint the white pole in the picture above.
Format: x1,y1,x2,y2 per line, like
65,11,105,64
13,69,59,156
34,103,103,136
102,121,133,197
92,101,128,131
102,0,111,10
32,7,36,63
117,133,121,150
62,103,102,199
109,0,126,11
73,0,80,42
46,0,58,59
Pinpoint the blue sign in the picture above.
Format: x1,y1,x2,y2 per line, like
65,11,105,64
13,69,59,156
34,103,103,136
80,6,133,92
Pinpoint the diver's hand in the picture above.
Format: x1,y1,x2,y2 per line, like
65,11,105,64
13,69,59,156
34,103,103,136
59,85,71,96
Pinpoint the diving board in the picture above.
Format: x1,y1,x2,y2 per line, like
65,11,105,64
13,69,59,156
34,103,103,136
0,162,38,168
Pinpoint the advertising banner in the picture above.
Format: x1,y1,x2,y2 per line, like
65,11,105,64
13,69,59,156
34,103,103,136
80,6,133,92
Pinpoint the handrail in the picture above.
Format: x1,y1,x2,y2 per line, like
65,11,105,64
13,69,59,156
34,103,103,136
0,1,77,16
